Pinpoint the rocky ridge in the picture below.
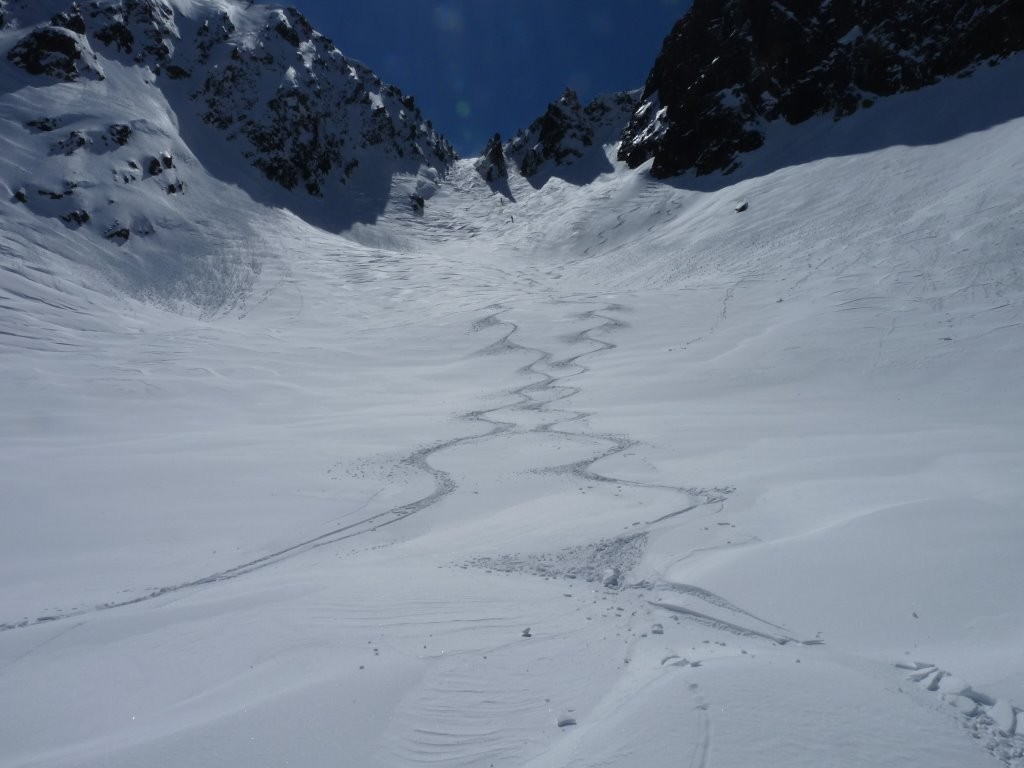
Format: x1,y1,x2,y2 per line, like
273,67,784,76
474,89,638,188
619,0,1024,177
2,0,456,243
505,88,638,179
181,5,455,195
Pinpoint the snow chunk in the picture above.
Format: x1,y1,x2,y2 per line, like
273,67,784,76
989,700,1017,736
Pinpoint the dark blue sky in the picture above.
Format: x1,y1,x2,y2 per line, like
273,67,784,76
289,1,691,156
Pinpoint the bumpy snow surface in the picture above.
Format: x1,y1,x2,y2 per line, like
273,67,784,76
2,37,1024,768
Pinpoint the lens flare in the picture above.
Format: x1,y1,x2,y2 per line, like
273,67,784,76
432,5,464,34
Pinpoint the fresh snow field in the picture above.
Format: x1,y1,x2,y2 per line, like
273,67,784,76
2,41,1024,767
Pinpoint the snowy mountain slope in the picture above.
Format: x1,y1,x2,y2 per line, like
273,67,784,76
0,0,459,350
0,0,454,247
620,0,1024,177
2,5,1024,768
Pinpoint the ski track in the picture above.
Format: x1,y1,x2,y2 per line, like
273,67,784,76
689,684,712,768
641,582,792,633
647,601,796,645
6,288,1013,768
0,295,723,634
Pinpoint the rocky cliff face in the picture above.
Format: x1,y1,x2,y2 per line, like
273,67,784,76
619,0,1024,178
2,0,455,208
181,5,456,196
474,133,508,183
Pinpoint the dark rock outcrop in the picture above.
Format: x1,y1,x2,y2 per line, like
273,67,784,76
104,224,130,243
6,0,457,210
187,6,456,196
51,130,89,155
7,26,104,81
192,11,234,66
620,0,1024,178
475,133,508,182
26,117,61,133
107,123,132,146
87,0,176,65
51,4,87,35
60,209,90,226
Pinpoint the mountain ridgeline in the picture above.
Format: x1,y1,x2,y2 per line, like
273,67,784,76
2,0,1023,245
492,0,1024,181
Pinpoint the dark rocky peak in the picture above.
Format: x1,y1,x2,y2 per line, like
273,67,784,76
4,0,176,81
506,88,589,177
506,88,638,182
474,132,508,183
4,0,456,210
620,0,1024,178
271,5,314,47
186,9,234,69
179,4,457,197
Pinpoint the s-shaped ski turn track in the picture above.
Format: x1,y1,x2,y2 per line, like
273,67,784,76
0,296,726,634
